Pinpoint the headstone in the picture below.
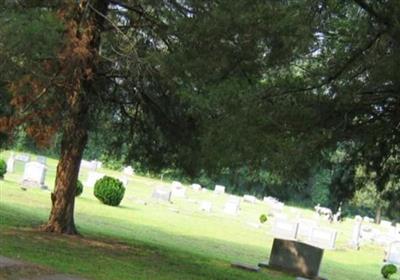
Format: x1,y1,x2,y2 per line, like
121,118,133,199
224,198,240,215
171,181,186,198
381,220,393,228
309,227,337,250
123,166,134,176
15,154,30,162
21,162,47,189
297,219,318,241
243,194,257,204
386,241,400,265
272,219,299,240
85,171,105,187
350,217,363,249
118,176,129,187
200,201,212,212
36,156,47,165
92,160,102,169
6,155,15,173
191,183,202,191
151,187,172,202
214,184,225,194
268,238,324,279
80,160,98,171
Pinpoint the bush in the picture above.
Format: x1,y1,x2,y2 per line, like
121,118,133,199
0,159,6,179
94,176,125,206
259,214,268,224
75,180,83,197
381,264,397,279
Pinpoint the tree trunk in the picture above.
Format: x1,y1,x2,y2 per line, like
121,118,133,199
375,205,382,224
42,107,88,234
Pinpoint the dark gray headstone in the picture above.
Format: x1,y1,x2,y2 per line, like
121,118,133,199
268,238,324,279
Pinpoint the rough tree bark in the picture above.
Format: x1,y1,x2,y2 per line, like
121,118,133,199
42,0,109,234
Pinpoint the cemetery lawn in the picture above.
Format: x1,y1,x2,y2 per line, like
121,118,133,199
0,151,383,280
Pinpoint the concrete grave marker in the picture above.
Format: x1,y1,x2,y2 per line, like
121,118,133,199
80,160,98,171
118,176,129,187
243,195,257,204
350,216,362,249
386,241,400,265
191,183,202,191
297,219,318,241
21,161,47,189
85,171,105,187
151,187,172,202
272,219,299,240
214,185,225,194
200,201,212,212
36,156,47,165
268,238,324,279
15,154,30,163
171,181,186,198
224,198,240,215
309,227,337,250
6,155,15,173
123,166,134,176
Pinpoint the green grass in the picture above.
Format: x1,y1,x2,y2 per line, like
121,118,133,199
0,150,385,279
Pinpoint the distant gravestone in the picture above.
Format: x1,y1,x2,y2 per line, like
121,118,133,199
85,171,105,187
15,154,30,163
309,227,337,250
386,241,400,265
350,216,363,249
272,219,299,240
118,176,129,187
200,201,212,212
243,195,257,204
36,156,47,165
381,220,393,228
21,162,47,189
171,181,186,198
297,219,318,241
224,198,240,215
80,160,98,171
191,183,202,191
151,187,172,202
6,155,15,173
214,185,225,194
268,238,324,279
123,166,134,176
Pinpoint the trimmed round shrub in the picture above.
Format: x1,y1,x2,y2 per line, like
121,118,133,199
259,214,268,224
381,264,397,279
75,180,83,197
94,176,125,206
0,159,6,179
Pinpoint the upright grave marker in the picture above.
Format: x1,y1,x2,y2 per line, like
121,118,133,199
6,155,15,173
386,241,400,266
85,171,105,187
214,185,225,194
152,187,172,203
21,161,47,189
272,219,299,240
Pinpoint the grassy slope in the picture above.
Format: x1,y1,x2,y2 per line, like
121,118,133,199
0,151,383,279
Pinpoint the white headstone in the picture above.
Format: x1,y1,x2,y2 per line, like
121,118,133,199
351,218,362,249
80,160,98,171
85,171,105,187
200,201,212,212
214,185,225,194
15,154,30,162
171,181,186,198
272,219,299,240
297,219,318,241
36,156,47,165
243,195,257,204
6,156,15,173
118,176,129,187
151,187,172,202
381,220,393,228
387,241,400,265
191,183,202,191
310,227,337,249
123,166,134,176
21,161,47,189
224,198,240,215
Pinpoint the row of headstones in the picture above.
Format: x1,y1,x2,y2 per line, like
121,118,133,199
6,154,48,189
272,218,338,250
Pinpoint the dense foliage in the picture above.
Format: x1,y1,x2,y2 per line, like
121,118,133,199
75,180,83,197
0,159,6,178
381,264,397,279
94,176,125,207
